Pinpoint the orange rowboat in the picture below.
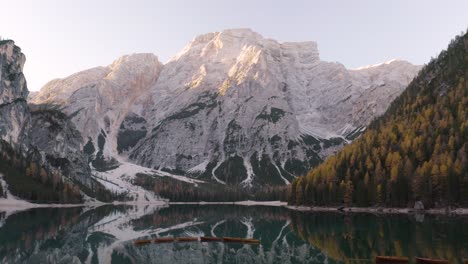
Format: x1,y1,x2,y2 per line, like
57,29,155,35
176,237,199,242
375,256,409,263
134,239,151,246
415,257,449,264
154,237,174,243
200,237,223,242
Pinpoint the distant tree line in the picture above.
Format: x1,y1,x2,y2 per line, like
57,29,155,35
134,173,288,202
0,36,12,45
0,140,82,203
289,31,468,208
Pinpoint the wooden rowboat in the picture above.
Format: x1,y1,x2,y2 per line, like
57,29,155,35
375,256,409,263
223,237,243,243
200,237,223,242
241,238,260,244
134,239,151,246
154,237,174,243
415,257,449,264
176,237,199,242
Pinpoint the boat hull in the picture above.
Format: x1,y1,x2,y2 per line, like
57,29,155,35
241,239,260,244
223,237,243,243
415,257,449,264
154,237,174,243
375,256,409,263
200,237,223,242
176,237,199,242
134,239,151,246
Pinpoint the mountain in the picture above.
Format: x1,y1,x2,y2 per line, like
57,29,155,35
290,31,468,208
31,29,421,189
32,54,163,172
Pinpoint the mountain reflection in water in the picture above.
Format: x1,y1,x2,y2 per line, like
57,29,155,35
0,205,466,264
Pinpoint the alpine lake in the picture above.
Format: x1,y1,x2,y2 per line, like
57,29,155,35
0,204,466,263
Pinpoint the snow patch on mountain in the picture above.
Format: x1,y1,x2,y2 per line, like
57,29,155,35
91,159,204,201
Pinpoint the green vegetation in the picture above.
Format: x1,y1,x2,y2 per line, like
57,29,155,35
290,31,468,208
290,212,468,263
214,156,248,185
0,140,82,203
83,138,95,155
116,130,147,153
92,131,119,172
256,107,286,123
166,92,218,121
250,153,293,185
0,36,12,45
116,114,147,154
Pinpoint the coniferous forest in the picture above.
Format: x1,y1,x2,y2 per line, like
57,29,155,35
289,31,468,208
0,140,82,203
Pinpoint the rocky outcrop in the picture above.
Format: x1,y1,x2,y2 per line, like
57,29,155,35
26,106,92,186
0,40,29,147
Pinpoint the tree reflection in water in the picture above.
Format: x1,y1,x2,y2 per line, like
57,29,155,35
0,205,466,263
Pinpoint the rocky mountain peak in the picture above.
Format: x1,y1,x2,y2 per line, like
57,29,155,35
171,28,320,64
32,53,162,105
107,53,161,81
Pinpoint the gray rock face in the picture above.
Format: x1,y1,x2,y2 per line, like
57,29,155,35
0,41,29,147
0,40,92,190
25,107,92,186
32,29,422,188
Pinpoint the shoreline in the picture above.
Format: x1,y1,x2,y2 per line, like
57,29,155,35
168,200,287,206
2,198,467,216
285,205,468,215
0,199,167,214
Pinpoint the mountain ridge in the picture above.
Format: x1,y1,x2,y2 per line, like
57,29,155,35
31,28,421,189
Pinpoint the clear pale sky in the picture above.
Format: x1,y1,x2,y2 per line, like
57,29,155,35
0,0,466,91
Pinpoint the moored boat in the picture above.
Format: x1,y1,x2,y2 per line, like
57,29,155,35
223,237,243,243
176,237,199,242
200,237,223,242
154,237,174,243
375,256,409,263
415,257,449,264
241,238,260,244
134,239,151,246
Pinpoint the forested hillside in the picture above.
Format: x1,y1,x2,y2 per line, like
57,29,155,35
290,31,468,208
